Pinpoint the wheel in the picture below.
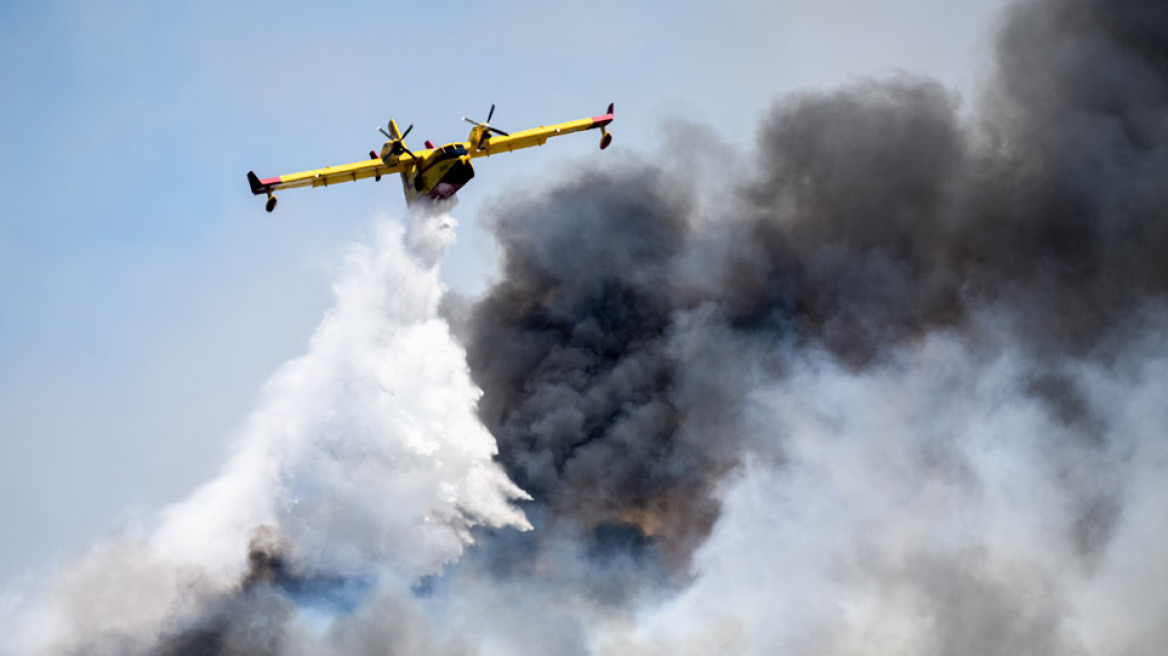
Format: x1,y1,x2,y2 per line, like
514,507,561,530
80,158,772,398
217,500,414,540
600,132,613,150
265,195,278,213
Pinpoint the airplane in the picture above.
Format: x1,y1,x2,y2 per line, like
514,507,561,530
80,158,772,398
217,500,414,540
247,103,614,211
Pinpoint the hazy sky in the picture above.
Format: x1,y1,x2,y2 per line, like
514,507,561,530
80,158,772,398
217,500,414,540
0,0,1009,587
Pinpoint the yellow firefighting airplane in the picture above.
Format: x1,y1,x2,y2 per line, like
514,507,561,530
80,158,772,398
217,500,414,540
247,103,614,211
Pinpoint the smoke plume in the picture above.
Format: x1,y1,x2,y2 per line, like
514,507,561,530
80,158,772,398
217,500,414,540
458,0,1168,651
4,0,1168,653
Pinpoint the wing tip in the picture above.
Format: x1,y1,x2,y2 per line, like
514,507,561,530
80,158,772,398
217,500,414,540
247,170,262,195
590,103,615,128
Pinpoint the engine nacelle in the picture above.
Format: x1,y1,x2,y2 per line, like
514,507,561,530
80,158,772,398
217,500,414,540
468,125,490,150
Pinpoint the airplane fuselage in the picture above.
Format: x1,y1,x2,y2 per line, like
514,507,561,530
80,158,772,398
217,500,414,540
398,143,475,204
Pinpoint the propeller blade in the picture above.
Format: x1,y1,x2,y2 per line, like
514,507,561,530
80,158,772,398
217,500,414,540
462,117,478,126
378,127,392,139
489,126,510,136
400,124,413,139
487,103,495,123
402,145,418,161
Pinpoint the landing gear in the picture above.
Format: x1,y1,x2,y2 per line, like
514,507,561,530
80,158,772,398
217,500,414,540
265,195,278,213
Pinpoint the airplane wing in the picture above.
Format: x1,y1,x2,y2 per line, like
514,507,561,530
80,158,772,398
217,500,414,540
247,149,430,196
467,104,614,158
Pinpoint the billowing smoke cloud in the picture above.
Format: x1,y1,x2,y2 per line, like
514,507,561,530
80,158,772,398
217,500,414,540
5,0,1168,653
458,0,1168,651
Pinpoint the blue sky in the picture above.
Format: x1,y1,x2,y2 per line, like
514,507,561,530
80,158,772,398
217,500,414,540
0,0,1008,585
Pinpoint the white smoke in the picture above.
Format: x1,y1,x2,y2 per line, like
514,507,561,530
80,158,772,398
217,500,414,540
5,209,530,655
597,307,1168,656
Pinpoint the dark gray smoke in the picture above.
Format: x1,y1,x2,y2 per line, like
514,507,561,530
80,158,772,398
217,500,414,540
466,166,736,571
462,0,1168,633
152,528,447,656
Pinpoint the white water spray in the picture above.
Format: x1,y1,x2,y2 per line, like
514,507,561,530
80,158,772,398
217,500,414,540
7,209,530,654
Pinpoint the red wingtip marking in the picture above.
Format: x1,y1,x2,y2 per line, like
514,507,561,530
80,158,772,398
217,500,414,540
260,176,281,186
590,102,615,126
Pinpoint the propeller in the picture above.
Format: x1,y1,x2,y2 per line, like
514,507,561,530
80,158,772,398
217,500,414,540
462,103,510,137
377,122,418,161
